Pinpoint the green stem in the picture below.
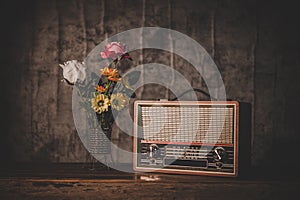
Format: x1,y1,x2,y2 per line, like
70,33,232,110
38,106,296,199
104,80,112,95
113,58,119,69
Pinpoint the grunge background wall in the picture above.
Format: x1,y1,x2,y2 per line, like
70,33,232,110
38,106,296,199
1,0,299,172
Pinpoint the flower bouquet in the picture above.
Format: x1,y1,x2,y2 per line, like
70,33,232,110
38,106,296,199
60,42,138,154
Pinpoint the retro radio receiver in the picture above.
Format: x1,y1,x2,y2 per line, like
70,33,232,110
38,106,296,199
133,100,251,177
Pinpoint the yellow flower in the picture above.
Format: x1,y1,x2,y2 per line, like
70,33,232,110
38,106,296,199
91,94,110,114
110,93,129,111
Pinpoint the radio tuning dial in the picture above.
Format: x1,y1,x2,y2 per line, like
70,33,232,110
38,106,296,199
147,144,160,159
213,147,228,162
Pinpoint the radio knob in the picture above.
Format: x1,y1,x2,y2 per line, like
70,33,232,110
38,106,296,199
147,144,160,159
213,147,228,162
216,161,223,169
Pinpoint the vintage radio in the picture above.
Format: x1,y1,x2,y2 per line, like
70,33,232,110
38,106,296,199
133,100,251,177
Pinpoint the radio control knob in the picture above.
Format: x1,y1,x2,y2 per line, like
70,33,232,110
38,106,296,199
213,147,228,162
147,144,160,159
216,161,223,169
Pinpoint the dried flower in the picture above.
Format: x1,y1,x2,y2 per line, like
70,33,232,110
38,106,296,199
110,93,129,111
61,42,138,128
91,94,110,114
91,42,136,114
59,60,86,85
108,76,121,82
100,67,120,77
95,85,106,93
100,42,128,60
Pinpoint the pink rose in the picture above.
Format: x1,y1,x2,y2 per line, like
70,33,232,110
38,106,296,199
100,42,128,60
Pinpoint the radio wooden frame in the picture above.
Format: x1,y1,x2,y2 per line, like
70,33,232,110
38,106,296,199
133,100,250,177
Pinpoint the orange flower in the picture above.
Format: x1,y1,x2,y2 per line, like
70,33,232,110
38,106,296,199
108,76,121,82
100,67,119,77
95,85,106,92
100,67,121,82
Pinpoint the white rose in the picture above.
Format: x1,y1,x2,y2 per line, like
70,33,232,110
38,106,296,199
59,60,86,85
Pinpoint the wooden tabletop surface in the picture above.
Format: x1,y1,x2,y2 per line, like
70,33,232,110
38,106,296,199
0,163,299,200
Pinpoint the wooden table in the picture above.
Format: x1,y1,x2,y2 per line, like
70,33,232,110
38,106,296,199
0,163,299,199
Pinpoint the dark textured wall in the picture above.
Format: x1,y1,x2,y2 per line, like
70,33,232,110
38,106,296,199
1,0,300,170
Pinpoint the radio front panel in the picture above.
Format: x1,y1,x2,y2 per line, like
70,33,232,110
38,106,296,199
133,101,241,177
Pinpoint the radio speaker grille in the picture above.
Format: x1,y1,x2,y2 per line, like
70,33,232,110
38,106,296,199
140,105,234,144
